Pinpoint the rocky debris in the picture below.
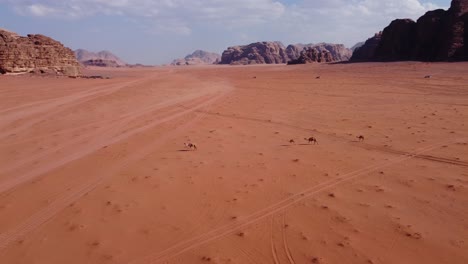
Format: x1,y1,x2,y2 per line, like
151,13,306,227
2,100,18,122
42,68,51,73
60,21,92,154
221,41,351,65
82,59,120,67
171,50,221,65
75,49,126,66
0,28,81,76
287,47,334,64
351,0,468,61
220,41,289,65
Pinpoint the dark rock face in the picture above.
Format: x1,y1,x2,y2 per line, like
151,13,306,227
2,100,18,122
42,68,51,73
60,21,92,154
0,28,81,76
221,42,351,65
351,0,468,61
350,33,382,61
82,59,120,67
374,19,417,61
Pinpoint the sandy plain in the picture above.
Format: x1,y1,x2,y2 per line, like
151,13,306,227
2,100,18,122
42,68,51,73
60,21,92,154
0,62,467,264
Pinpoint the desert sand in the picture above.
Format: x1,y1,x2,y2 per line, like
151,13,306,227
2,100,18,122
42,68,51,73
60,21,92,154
0,62,467,264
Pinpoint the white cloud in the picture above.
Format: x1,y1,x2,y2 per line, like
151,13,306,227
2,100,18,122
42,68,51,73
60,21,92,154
1,0,448,44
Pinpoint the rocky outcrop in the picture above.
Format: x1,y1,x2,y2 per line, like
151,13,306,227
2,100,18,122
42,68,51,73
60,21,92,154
220,41,288,65
312,43,353,61
171,50,221,65
351,0,468,61
221,42,351,65
82,59,120,67
75,49,126,66
287,47,334,64
0,28,80,76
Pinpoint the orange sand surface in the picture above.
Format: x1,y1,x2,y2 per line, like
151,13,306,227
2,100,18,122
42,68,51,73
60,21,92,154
0,62,467,264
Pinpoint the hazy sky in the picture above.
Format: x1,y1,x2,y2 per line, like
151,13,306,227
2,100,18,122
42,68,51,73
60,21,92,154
0,0,451,65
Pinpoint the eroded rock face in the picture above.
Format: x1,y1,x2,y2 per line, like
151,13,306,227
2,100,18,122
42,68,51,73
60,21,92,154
220,42,289,65
221,42,351,65
171,50,221,65
351,0,468,61
0,28,80,76
287,47,334,64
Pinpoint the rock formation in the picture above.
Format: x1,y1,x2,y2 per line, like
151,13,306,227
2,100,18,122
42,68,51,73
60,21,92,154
171,50,221,65
75,49,126,66
287,47,334,65
351,0,468,61
82,59,120,67
220,41,289,65
220,41,351,65
0,28,80,76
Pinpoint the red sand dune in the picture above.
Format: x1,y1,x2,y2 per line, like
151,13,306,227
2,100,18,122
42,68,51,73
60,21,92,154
0,63,467,264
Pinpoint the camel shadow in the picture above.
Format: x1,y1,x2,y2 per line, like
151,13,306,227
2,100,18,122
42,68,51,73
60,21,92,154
177,149,192,152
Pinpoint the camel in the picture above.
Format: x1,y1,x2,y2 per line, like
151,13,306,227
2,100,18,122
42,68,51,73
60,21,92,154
289,139,295,144
357,135,365,141
304,137,318,144
184,142,198,150
424,75,431,79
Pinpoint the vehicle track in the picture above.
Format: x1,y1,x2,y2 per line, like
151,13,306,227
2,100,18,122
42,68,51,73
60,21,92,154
0,90,230,251
128,140,454,264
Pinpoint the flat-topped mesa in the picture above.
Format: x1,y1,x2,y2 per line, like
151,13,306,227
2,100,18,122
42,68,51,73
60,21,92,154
351,0,468,61
0,29,81,76
220,41,351,65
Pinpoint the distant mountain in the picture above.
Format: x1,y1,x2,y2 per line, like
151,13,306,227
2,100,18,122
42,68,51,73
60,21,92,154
75,49,126,66
171,50,221,65
351,0,468,61
219,41,352,65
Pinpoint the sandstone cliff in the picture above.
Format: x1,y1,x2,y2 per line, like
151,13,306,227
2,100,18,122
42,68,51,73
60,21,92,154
220,42,289,65
221,42,351,65
75,49,126,66
171,50,221,65
287,47,334,65
351,0,468,61
0,28,80,76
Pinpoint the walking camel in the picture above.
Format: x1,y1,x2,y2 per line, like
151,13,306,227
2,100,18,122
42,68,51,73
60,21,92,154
304,137,318,144
357,135,365,142
184,142,198,150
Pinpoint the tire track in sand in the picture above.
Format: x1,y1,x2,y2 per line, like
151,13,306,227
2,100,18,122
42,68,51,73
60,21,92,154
0,90,229,251
0,91,221,184
128,140,460,264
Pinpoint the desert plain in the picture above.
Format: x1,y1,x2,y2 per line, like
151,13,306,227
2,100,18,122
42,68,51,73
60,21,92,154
0,62,467,264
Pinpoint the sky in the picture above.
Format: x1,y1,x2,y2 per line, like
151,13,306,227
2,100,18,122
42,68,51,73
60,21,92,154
0,0,451,65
